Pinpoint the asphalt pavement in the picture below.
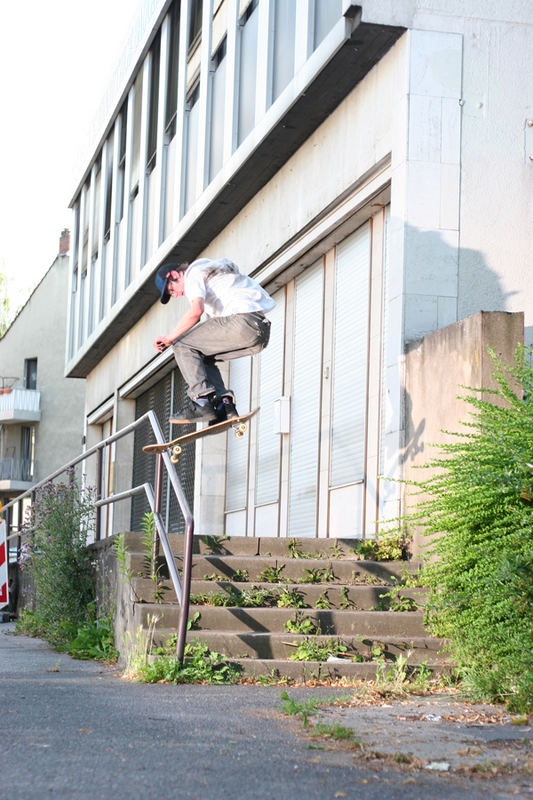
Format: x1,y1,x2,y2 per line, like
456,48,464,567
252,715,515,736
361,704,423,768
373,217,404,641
1,623,530,800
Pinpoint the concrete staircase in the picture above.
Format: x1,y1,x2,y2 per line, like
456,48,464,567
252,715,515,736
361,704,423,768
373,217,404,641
121,532,450,681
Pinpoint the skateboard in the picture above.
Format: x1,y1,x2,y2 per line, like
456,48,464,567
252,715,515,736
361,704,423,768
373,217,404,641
143,408,259,463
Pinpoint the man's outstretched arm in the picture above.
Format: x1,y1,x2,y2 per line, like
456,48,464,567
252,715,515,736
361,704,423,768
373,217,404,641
154,297,204,352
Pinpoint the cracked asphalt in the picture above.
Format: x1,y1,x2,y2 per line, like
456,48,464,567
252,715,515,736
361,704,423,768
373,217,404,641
1,623,530,799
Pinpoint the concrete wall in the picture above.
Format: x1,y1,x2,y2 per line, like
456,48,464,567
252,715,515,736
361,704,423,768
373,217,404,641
360,1,533,348
0,254,85,482
403,310,524,554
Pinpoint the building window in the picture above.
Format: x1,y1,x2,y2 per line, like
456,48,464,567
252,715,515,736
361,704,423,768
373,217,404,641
166,0,181,135
313,0,341,49
209,37,227,182
272,0,296,102
117,103,128,225
147,32,161,173
184,83,200,212
188,0,202,51
103,134,114,241
237,0,259,146
24,359,37,390
20,426,34,481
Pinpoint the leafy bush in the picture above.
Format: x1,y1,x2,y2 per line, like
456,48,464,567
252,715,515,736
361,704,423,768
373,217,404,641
409,346,533,712
355,531,410,561
21,474,96,646
139,640,241,684
68,604,118,662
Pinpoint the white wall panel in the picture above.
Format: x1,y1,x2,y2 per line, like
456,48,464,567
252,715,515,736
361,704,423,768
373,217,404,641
288,261,323,537
330,223,370,487
255,292,285,506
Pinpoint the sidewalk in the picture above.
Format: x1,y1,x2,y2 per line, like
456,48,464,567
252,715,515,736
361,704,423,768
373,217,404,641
1,622,530,799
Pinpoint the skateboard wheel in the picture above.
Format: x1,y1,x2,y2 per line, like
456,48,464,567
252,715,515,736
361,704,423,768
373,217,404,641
170,446,182,464
238,423,247,433
235,430,245,439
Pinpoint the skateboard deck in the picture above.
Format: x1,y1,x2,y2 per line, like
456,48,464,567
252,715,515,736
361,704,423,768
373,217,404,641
143,408,259,463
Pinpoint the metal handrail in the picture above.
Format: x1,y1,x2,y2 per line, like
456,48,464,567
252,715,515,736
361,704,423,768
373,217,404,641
1,410,194,663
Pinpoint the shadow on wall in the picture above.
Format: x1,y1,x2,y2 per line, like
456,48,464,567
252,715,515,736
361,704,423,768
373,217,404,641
400,224,515,468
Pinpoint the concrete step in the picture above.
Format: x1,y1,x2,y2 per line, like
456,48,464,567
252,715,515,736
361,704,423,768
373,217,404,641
132,577,426,609
120,532,388,559
152,630,449,665
232,658,454,682
135,604,428,637
127,552,417,584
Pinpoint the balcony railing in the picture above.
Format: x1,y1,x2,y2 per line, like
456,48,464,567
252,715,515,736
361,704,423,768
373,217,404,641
0,388,41,423
0,457,33,483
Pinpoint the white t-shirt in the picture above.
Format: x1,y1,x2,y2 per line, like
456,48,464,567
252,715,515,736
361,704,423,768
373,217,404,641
184,258,276,317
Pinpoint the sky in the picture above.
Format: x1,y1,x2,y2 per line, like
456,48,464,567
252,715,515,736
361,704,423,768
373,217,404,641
0,0,146,315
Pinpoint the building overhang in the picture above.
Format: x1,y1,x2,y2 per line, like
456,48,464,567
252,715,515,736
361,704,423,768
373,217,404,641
66,12,405,379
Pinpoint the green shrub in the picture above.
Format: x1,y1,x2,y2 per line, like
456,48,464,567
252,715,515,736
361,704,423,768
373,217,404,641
68,604,118,662
139,640,241,684
21,473,95,646
408,345,533,712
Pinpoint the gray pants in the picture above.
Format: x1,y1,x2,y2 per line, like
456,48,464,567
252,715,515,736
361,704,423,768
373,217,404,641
171,312,271,400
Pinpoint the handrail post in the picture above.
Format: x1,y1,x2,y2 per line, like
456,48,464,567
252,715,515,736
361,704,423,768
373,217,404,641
95,446,103,542
152,454,163,577
176,516,194,664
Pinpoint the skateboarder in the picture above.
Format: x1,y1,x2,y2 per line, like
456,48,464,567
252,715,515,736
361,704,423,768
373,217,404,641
154,257,275,423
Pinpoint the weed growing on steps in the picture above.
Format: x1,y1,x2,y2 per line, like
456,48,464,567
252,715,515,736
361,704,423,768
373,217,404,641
374,587,419,612
284,611,322,635
315,590,331,609
122,615,160,678
113,534,140,599
299,565,335,584
287,638,362,663
338,586,353,609
258,564,286,583
353,531,411,562
201,534,229,554
287,538,305,559
137,640,242,684
140,513,166,603
114,525,166,604
276,588,306,608
190,586,277,607
231,568,249,582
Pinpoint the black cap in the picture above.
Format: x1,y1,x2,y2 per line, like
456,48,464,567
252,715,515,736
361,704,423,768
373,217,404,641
155,264,181,304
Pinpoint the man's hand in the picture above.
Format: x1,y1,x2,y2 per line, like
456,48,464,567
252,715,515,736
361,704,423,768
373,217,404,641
154,298,205,352
154,336,171,352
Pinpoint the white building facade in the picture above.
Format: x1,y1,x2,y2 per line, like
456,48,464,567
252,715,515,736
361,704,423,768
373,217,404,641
66,0,533,540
